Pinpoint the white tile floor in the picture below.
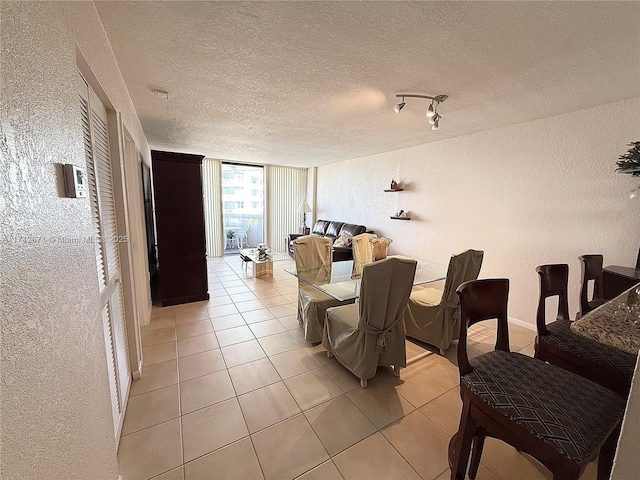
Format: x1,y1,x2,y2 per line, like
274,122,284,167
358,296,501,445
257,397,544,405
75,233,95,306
118,256,599,480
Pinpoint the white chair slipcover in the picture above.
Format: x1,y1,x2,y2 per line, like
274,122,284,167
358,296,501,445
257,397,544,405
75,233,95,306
404,249,483,354
322,257,417,387
294,236,353,343
351,233,377,279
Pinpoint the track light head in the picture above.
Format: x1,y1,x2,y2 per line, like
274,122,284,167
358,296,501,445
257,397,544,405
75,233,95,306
428,112,441,125
394,101,406,114
432,119,439,131
426,102,435,118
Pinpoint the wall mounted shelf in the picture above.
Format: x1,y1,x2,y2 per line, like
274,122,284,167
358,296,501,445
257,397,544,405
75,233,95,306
390,216,411,220
384,188,404,192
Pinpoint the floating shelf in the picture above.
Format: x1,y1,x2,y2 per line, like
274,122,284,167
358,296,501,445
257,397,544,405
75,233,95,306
390,216,411,220
384,188,404,192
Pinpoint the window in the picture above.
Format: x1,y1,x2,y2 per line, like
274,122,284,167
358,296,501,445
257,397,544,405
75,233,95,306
221,163,264,251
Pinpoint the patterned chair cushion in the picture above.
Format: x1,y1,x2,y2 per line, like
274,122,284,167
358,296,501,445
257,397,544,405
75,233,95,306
462,350,624,465
541,319,636,377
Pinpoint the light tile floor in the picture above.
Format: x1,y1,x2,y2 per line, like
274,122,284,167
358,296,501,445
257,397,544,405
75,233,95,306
118,256,600,480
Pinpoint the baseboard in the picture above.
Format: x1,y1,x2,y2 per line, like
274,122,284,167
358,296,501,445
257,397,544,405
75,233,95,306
132,360,143,380
508,316,536,331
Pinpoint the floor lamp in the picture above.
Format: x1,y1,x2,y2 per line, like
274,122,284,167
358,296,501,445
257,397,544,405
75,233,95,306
297,200,312,234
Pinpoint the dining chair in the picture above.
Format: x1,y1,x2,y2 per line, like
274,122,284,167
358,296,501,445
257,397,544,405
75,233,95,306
293,236,354,344
535,263,635,397
370,236,393,261
351,232,376,279
405,249,483,354
450,278,625,480
322,257,417,388
579,254,606,317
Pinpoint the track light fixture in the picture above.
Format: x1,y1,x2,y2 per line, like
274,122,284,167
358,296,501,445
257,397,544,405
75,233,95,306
394,97,406,113
394,93,448,130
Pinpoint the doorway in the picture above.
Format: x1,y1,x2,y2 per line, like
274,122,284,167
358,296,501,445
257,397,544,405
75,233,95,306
221,163,264,253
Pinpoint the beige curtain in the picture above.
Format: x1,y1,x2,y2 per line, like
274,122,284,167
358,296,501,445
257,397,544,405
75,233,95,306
203,158,224,257
265,165,307,251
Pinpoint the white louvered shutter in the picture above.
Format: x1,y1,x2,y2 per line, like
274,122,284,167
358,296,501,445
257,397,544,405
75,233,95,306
78,72,131,442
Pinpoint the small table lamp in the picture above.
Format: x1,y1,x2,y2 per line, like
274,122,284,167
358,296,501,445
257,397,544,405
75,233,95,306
297,200,312,231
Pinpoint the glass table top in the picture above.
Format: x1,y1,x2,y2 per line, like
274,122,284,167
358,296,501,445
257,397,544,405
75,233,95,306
239,248,290,264
285,256,447,301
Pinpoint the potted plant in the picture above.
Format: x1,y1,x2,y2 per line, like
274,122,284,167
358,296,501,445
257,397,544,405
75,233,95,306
616,142,640,198
616,141,640,176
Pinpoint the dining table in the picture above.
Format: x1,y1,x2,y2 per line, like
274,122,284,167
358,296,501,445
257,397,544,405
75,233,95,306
284,255,448,302
285,255,448,365
570,283,640,480
570,283,640,355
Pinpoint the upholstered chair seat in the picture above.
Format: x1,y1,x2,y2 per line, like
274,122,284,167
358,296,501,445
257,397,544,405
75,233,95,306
540,319,636,377
463,350,624,466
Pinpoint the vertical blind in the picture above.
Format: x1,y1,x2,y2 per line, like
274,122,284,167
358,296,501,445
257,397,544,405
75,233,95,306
203,158,224,257
266,165,307,250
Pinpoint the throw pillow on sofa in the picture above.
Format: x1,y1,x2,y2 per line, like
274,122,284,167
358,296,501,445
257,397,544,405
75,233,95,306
333,231,353,248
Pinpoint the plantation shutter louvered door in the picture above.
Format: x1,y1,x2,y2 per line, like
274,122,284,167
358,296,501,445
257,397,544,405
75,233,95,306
78,71,131,443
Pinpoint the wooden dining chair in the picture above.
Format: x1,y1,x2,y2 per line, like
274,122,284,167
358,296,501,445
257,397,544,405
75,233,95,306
450,278,625,480
579,254,606,316
535,264,635,397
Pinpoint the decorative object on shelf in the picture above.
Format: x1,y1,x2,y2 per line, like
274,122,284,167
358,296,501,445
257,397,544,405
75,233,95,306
615,142,640,198
384,179,404,192
391,210,411,220
394,93,448,131
297,200,312,229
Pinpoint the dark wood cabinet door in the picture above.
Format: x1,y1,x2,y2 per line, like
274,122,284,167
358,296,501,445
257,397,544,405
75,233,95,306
151,150,209,306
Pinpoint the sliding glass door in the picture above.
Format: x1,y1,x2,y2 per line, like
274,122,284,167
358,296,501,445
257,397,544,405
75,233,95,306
221,163,264,253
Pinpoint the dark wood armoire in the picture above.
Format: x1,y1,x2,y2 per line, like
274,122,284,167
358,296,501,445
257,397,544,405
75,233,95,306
150,150,209,306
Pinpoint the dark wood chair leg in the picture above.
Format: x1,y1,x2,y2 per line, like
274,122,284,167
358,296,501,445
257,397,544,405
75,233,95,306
447,433,457,470
468,430,485,479
450,401,476,480
597,423,621,480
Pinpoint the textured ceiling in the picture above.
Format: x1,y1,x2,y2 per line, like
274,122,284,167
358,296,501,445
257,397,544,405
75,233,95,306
95,1,640,167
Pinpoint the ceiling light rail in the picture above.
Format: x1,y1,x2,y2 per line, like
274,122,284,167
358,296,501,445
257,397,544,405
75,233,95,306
394,93,448,131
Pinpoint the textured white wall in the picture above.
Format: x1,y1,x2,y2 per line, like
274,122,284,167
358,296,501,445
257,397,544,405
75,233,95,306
317,98,640,324
1,2,149,478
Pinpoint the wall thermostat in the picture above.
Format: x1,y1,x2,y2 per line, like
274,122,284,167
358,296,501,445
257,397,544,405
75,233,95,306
63,164,87,198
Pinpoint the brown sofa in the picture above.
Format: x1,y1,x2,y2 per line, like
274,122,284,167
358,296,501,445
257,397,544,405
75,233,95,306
287,219,368,262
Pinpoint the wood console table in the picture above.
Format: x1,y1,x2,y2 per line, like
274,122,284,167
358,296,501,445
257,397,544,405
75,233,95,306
603,265,640,300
